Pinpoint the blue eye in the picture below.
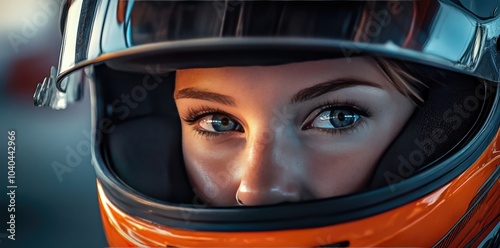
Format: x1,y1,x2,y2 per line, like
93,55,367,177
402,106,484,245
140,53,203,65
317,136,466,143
309,108,360,129
199,114,243,133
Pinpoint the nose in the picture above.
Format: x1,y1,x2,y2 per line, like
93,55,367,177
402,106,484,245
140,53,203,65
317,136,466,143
236,126,309,206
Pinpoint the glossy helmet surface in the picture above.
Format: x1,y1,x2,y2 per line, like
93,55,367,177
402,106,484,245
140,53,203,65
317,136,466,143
34,0,500,247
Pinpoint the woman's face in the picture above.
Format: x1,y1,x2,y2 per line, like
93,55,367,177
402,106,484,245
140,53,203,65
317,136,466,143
174,57,415,206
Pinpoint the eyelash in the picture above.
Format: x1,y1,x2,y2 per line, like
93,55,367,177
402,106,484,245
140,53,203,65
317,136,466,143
302,100,372,135
182,101,372,138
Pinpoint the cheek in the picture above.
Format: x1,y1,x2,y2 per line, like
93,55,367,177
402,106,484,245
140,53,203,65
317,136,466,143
304,108,414,197
304,144,380,198
182,133,242,206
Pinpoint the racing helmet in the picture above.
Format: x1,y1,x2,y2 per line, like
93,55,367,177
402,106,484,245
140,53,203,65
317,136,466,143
34,0,500,247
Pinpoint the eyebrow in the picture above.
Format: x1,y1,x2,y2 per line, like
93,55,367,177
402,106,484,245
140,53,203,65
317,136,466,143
174,87,236,106
290,79,382,104
174,79,381,106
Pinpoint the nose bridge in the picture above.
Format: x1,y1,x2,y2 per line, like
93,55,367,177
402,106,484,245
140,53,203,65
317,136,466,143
237,123,305,205
248,127,277,166
246,120,293,176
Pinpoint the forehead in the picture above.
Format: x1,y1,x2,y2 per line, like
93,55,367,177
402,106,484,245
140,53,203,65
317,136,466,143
175,57,386,90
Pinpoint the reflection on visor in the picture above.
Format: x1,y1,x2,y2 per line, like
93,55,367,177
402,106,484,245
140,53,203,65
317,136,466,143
126,1,417,47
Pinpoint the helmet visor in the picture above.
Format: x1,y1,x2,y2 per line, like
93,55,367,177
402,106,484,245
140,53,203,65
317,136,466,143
57,0,500,93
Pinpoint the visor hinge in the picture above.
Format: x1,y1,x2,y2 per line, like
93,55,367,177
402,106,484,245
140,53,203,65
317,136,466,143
33,66,68,110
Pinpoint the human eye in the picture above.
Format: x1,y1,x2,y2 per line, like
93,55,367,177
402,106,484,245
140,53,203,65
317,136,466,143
182,107,244,137
302,102,370,134
198,114,243,133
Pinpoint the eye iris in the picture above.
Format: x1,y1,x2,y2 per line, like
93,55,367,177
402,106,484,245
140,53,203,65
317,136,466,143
212,115,236,131
329,110,356,128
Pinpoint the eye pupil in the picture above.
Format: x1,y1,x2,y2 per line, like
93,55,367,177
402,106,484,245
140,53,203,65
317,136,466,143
337,112,345,122
221,117,229,126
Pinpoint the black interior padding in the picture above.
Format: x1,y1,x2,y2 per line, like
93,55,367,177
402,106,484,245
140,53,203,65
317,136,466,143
368,64,494,188
94,64,194,203
106,117,194,203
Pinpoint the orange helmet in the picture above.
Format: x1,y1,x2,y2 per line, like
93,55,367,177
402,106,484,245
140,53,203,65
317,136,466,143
34,0,500,247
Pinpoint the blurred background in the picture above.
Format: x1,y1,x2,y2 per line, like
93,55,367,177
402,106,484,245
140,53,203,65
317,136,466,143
0,0,107,247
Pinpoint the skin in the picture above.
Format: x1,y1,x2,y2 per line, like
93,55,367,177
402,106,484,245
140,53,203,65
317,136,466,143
174,57,415,206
